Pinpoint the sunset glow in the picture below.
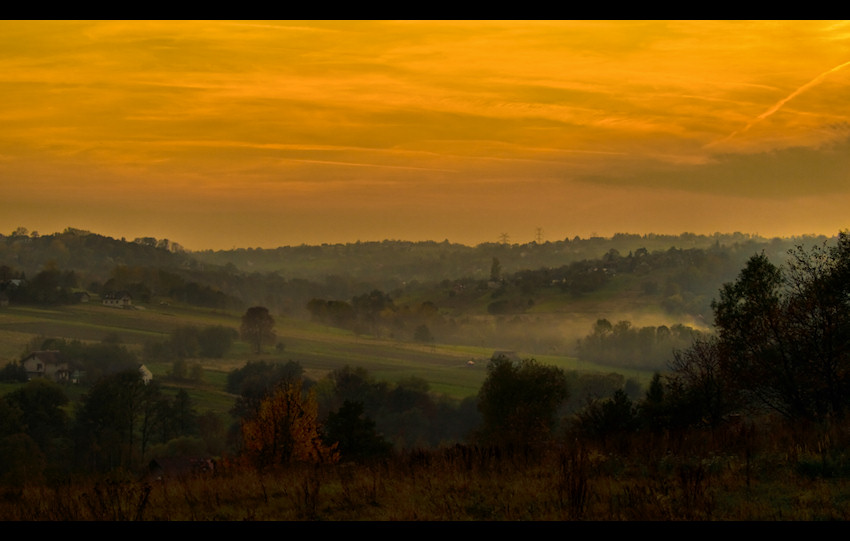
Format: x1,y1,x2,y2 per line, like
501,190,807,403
2,20,850,249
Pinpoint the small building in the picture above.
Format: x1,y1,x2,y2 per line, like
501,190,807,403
138,364,153,384
20,350,71,382
102,291,132,309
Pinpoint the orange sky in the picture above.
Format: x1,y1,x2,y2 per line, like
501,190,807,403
2,20,850,250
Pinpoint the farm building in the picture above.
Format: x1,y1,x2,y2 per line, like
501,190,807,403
102,291,132,308
20,350,71,382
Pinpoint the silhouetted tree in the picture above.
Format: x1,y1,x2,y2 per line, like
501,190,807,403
574,388,638,443
72,369,165,471
712,232,850,421
4,379,69,453
490,257,501,282
0,361,27,383
413,324,434,344
322,400,392,462
476,357,569,447
666,336,738,429
240,306,276,354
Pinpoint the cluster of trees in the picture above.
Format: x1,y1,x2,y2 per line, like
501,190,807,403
475,357,569,447
226,361,478,462
143,324,237,382
0,229,199,283
0,263,80,305
708,233,850,422
225,352,653,468
576,319,705,370
440,243,760,321
315,365,479,451
72,371,216,473
573,232,850,439
0,347,651,481
307,291,446,342
0,261,240,310
0,368,223,483
94,265,240,309
145,324,237,360
0,308,276,480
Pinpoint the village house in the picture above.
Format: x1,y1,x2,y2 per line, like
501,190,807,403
138,364,153,384
102,291,132,308
20,350,71,382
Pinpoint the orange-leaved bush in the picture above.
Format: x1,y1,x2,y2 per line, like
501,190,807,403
241,380,338,468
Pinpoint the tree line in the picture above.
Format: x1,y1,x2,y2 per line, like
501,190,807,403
3,226,831,321
576,319,705,371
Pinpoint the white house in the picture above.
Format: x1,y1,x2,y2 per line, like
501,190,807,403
102,291,132,308
20,350,70,382
138,364,153,384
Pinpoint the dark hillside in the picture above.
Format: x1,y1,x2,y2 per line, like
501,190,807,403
2,228,836,344
0,228,197,281
190,232,819,284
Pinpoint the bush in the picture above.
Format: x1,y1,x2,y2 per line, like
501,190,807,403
0,362,27,383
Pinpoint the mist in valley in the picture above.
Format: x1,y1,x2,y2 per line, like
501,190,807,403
1,228,829,373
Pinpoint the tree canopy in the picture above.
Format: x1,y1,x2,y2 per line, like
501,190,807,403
240,379,338,469
240,306,277,353
476,356,569,447
707,232,850,421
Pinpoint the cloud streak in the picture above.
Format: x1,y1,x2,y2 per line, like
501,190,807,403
710,59,850,148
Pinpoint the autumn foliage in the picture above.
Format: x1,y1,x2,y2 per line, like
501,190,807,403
240,380,338,469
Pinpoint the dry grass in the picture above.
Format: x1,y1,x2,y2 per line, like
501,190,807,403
5,418,850,521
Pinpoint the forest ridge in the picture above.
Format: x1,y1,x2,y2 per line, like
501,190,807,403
0,227,838,367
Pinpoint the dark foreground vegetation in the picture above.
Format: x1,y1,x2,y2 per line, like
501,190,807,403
1,228,850,520
3,417,850,520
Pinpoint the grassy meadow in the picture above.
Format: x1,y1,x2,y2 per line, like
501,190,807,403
0,300,639,411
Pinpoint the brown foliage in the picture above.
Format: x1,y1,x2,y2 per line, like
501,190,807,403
240,381,338,469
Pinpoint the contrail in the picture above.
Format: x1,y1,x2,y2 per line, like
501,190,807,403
709,59,850,147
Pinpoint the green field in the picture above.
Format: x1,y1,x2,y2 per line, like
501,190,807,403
0,301,653,413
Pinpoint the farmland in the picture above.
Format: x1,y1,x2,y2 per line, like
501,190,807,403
0,301,629,410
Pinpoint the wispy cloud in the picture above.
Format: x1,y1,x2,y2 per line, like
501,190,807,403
710,59,850,148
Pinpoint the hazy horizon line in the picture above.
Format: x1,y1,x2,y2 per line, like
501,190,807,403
4,225,844,253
